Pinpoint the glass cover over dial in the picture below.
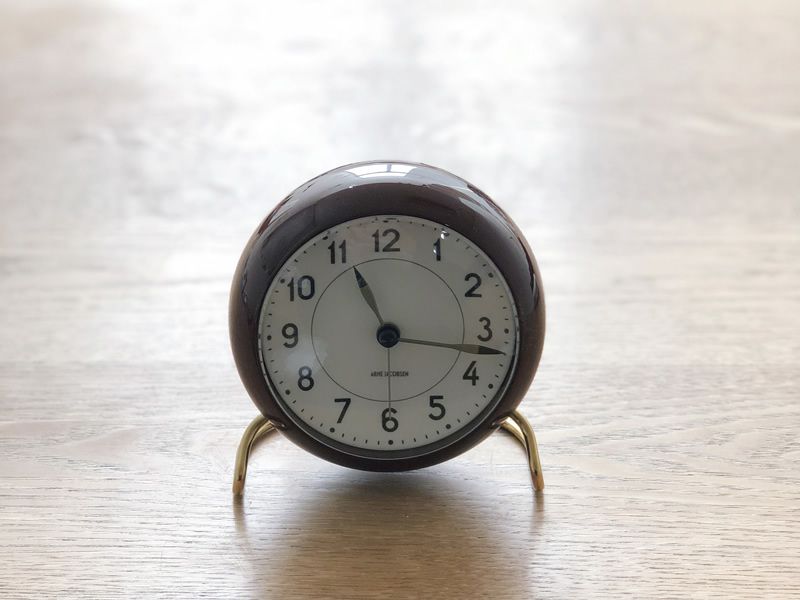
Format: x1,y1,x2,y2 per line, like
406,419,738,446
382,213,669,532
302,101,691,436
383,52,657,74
258,215,519,457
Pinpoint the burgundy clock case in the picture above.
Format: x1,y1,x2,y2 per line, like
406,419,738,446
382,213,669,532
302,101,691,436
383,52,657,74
229,161,545,471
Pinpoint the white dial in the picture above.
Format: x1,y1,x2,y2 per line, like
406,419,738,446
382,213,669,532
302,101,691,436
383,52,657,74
258,215,518,456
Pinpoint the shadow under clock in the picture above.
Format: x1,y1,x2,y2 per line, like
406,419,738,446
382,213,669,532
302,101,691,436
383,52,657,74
234,471,545,598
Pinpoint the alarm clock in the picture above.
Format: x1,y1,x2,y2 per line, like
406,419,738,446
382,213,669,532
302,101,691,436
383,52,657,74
230,161,545,493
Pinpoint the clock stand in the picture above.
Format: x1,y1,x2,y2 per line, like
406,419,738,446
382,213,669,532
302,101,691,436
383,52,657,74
232,409,544,495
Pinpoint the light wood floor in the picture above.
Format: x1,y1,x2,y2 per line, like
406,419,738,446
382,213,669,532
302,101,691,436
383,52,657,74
1,1,798,598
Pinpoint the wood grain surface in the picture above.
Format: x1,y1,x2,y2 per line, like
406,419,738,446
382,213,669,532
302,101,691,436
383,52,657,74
1,1,799,598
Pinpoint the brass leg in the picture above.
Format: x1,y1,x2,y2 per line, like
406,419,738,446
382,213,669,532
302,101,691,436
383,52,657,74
500,410,545,491
233,411,543,495
232,415,276,496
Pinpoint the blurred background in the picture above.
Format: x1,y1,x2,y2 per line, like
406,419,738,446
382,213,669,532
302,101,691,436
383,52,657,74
1,0,798,598
1,0,797,370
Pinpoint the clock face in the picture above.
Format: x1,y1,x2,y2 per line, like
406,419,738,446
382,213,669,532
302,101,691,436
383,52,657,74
257,215,519,458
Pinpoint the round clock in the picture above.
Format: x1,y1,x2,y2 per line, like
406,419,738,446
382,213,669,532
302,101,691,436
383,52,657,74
229,161,545,477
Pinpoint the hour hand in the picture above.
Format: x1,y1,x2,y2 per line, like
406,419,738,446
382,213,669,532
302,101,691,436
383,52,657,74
353,266,384,325
398,338,505,355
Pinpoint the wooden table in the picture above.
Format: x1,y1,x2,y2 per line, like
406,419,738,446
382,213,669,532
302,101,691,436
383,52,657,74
1,1,798,598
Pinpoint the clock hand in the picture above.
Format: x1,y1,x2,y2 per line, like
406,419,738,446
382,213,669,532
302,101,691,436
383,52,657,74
387,348,392,408
353,266,384,325
397,338,505,355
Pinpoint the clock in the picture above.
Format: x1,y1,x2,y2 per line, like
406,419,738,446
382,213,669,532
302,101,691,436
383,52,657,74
229,161,545,492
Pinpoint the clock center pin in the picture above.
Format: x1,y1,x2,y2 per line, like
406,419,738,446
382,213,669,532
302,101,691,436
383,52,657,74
376,323,401,348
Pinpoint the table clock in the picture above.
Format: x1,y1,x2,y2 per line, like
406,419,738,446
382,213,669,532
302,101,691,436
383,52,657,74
229,161,545,494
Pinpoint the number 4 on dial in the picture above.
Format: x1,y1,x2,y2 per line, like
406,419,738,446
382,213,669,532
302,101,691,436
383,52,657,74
462,361,479,385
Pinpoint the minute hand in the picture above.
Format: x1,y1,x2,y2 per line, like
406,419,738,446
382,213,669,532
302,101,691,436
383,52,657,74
398,338,505,355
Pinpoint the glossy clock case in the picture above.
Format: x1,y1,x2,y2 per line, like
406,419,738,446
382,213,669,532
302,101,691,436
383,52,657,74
229,161,545,472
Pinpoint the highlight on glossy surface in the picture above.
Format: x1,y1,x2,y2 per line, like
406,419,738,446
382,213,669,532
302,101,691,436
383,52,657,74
500,410,544,491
